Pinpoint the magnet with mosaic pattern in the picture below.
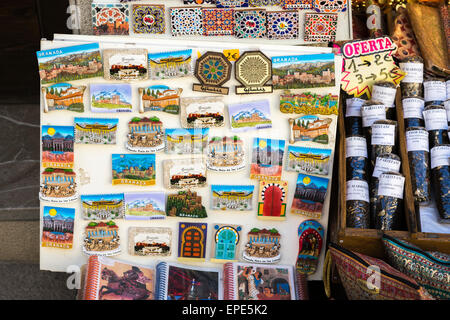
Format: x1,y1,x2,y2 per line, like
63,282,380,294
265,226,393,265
266,11,299,40
235,51,273,94
313,0,347,13
132,4,165,34
92,3,129,35
304,13,338,42
216,0,249,7
281,0,313,9
202,8,235,36
234,9,267,39
170,7,204,36
193,51,232,95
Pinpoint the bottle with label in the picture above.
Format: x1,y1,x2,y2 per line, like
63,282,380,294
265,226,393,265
424,78,446,106
346,179,370,229
372,81,397,120
375,171,405,230
345,97,366,137
402,96,425,128
423,105,450,148
430,144,450,222
345,135,369,181
361,100,387,166
399,56,424,98
370,119,398,168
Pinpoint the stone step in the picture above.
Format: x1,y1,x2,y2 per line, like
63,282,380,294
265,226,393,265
0,221,39,263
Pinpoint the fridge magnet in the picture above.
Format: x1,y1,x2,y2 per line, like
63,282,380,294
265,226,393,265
210,185,254,211
234,9,266,39
304,13,338,43
257,180,288,220
139,85,182,114
216,0,249,7
202,8,235,36
148,49,193,80
81,193,125,220
129,227,172,257
206,136,246,171
163,158,207,189
250,0,282,5
83,221,121,256
126,116,165,153
286,145,331,176
42,206,75,249
235,51,272,94
103,48,148,81
266,11,299,40
313,0,347,13
280,91,339,115
40,168,77,203
180,96,226,128
291,173,329,219
165,128,209,154
193,51,232,95
166,190,208,218
272,53,335,89
184,0,216,3
132,4,165,34
42,83,86,113
37,43,103,84
125,192,166,220
250,138,285,181
170,7,204,36
112,154,156,186
90,83,132,113
92,3,129,35
289,115,332,144
229,100,272,132
296,220,324,275
42,125,74,169
75,117,118,145
178,222,208,261
282,0,313,9
211,224,242,263
243,228,281,264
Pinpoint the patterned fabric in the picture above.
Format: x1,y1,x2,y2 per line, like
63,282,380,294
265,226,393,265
313,0,347,13
390,7,421,60
92,3,129,35
234,9,266,38
132,5,165,34
304,13,338,42
382,235,450,299
282,0,313,9
266,11,299,40
170,7,204,36
202,8,235,36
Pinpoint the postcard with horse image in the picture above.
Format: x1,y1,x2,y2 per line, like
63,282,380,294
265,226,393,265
42,125,74,169
42,206,75,249
125,192,166,220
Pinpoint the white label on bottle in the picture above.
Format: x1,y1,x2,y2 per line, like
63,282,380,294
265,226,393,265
424,81,446,102
378,173,405,199
346,98,365,117
446,80,450,100
346,136,368,158
406,130,429,152
402,97,424,119
346,180,370,202
361,105,386,127
399,62,424,83
372,85,397,108
373,157,401,178
371,124,396,146
423,109,448,131
431,145,450,169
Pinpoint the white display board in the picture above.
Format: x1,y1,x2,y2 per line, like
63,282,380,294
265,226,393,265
40,34,341,281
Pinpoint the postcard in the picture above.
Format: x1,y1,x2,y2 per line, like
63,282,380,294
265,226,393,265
229,100,272,132
280,91,339,115
180,96,226,128
42,206,75,249
250,138,285,181
40,168,77,203
75,117,118,145
90,83,132,113
126,116,165,153
81,193,124,220
103,49,148,81
210,224,243,263
286,145,331,176
289,115,332,144
178,222,208,261
42,125,74,169
42,83,86,113
163,158,207,189
242,228,281,264
257,180,288,220
139,85,182,114
128,227,172,257
83,221,121,256
291,173,329,219
125,192,166,220
165,128,209,154
148,49,193,79
166,190,208,218
92,3,129,35
206,136,246,172
112,154,156,186
210,185,254,211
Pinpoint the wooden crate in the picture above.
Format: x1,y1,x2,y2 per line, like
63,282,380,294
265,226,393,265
336,89,450,257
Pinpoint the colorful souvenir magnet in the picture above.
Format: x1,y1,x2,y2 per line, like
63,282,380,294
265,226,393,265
211,224,242,263
112,154,156,186
313,0,347,13
291,173,329,219
286,145,331,176
166,190,208,218
92,3,129,35
193,52,232,95
81,193,124,220
125,192,166,220
129,227,172,257
83,221,121,256
289,115,332,144
249,0,282,5
139,85,182,114
229,100,272,132
163,158,207,189
42,206,75,249
250,138,285,181
216,0,249,7
75,117,118,145
280,91,339,115
90,83,132,113
132,4,165,34
210,185,254,211
178,222,208,261
42,83,86,113
166,128,209,154
243,228,281,264
304,13,338,42
170,7,204,36
184,0,216,3
281,0,313,9
37,43,103,84
126,116,165,153
202,8,235,36
266,11,299,40
42,125,74,169
103,49,148,81
40,168,78,203
257,180,288,220
148,49,193,80
296,220,324,275
180,96,226,128
234,51,272,95
234,9,266,39
206,136,246,171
